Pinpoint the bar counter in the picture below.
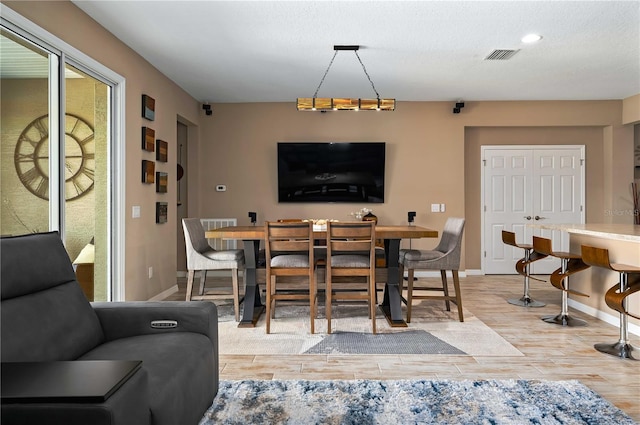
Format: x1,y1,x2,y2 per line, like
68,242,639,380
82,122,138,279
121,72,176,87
534,223,640,333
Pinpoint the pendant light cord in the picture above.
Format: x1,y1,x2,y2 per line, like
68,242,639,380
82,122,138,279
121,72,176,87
313,50,380,100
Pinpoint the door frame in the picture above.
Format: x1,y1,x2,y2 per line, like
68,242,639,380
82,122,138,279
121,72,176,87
480,145,586,274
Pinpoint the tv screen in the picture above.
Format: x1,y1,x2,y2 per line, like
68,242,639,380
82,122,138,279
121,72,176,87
277,142,385,203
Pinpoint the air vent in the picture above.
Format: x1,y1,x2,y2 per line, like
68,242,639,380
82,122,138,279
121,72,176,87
484,49,520,60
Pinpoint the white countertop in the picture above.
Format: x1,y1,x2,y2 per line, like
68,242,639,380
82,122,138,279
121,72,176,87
532,223,640,242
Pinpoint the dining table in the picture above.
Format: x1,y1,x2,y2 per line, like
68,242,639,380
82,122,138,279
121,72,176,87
205,224,438,328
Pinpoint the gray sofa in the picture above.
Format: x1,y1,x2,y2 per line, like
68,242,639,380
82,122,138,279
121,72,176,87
1,232,218,425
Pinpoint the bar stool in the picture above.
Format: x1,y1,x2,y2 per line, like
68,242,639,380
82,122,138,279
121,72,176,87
581,245,640,360
501,231,546,307
533,236,590,326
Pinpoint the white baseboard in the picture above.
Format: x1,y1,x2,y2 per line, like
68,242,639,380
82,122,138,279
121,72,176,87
568,298,640,337
148,284,179,301
409,270,468,278
176,270,241,278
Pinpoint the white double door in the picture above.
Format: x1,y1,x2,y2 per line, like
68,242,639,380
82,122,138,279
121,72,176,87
482,146,585,274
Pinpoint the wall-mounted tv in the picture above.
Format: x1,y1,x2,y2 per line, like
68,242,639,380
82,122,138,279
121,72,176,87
277,142,385,203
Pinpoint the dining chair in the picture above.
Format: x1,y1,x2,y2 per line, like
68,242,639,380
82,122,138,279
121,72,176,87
182,218,245,321
399,217,465,322
325,221,377,334
264,220,317,334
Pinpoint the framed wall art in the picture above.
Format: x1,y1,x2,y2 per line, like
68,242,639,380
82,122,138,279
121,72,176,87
156,202,168,224
142,160,155,183
142,127,155,152
156,172,168,193
156,139,168,162
142,94,155,121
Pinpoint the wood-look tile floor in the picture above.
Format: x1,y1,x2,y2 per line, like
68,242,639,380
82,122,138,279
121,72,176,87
166,275,640,421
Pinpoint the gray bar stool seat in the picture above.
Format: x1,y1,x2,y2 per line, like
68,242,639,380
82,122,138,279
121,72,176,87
533,236,590,326
501,230,546,307
581,245,640,360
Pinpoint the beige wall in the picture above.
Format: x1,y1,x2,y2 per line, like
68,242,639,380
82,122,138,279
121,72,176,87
199,101,634,271
4,1,638,302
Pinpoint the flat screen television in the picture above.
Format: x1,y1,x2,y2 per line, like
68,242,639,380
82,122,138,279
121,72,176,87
277,142,385,203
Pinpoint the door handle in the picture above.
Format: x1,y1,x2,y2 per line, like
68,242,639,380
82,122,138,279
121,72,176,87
524,216,532,220
534,216,547,220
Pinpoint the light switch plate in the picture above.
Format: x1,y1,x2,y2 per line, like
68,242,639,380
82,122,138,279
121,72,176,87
440,203,446,212
431,203,440,213
132,206,141,218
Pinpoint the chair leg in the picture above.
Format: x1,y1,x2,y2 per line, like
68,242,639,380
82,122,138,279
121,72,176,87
440,270,451,311
265,274,273,334
186,270,195,301
370,273,377,334
198,270,207,296
310,270,316,334
326,272,332,334
407,269,415,323
452,270,464,322
231,268,240,322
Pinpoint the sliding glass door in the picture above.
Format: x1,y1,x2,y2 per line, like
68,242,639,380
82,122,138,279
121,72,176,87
1,25,112,301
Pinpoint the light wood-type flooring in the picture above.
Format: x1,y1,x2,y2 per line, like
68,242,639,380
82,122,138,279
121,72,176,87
165,274,640,421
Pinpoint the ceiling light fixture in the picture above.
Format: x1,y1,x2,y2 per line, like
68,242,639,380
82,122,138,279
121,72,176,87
521,34,542,43
297,45,395,111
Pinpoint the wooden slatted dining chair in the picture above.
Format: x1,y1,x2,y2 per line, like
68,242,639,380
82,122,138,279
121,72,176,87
264,221,317,334
325,221,377,334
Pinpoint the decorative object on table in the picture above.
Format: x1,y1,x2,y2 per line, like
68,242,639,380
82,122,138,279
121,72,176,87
156,139,168,162
202,379,635,425
15,113,95,201
155,172,168,193
141,160,155,183
349,207,372,220
142,94,155,121
156,202,168,223
142,127,155,152
408,211,416,224
248,211,257,224
297,45,395,111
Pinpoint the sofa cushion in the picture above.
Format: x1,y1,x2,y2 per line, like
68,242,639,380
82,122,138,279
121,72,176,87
1,232,105,361
79,332,215,425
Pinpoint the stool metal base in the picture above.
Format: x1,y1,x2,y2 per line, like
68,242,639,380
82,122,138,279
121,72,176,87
508,296,545,308
595,341,638,360
542,313,588,327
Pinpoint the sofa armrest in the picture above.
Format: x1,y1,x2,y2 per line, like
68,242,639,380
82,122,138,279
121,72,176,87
91,301,217,343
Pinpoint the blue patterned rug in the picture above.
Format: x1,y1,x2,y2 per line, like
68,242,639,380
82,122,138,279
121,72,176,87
200,379,635,425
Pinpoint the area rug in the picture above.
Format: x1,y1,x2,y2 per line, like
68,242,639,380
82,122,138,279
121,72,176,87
199,379,636,425
216,301,522,356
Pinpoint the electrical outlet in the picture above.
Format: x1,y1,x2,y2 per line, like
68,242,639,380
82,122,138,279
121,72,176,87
132,206,141,218
431,203,440,213
148,267,153,279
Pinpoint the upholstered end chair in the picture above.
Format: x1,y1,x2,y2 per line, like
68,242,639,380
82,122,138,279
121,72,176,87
1,232,218,425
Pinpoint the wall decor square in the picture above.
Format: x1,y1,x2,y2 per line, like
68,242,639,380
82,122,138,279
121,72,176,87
142,160,155,183
142,94,155,121
156,172,168,193
142,127,155,152
156,202,168,224
156,139,168,162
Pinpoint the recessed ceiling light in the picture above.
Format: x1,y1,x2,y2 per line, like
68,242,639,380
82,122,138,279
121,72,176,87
521,34,542,43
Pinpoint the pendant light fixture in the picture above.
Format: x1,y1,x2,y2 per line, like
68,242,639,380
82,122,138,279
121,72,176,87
297,45,395,111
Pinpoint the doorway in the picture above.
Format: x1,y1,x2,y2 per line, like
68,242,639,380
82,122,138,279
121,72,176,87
482,145,585,274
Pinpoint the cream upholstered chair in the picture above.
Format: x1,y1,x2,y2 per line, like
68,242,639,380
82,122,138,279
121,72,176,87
182,218,245,321
325,221,377,334
399,217,465,323
265,220,317,334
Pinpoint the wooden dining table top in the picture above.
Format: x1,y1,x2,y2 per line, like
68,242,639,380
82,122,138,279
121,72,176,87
205,224,438,240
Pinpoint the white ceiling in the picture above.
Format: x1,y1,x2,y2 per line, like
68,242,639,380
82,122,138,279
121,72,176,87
70,0,640,103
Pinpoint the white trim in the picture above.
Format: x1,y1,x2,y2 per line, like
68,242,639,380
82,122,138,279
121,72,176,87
464,269,484,276
148,285,179,301
568,298,640,337
2,6,127,301
404,271,468,278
